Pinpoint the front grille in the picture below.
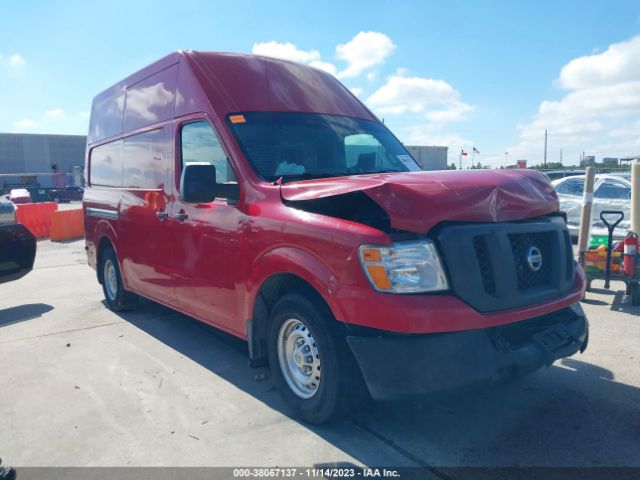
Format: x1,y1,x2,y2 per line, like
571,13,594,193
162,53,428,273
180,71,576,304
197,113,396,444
473,236,496,295
489,307,577,350
508,232,553,290
436,216,574,312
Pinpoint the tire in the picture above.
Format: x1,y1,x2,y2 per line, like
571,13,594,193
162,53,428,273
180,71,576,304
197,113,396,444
267,293,366,424
100,247,138,312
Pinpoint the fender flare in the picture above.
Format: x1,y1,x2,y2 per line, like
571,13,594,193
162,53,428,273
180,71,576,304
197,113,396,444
93,220,120,282
245,246,344,322
243,246,344,365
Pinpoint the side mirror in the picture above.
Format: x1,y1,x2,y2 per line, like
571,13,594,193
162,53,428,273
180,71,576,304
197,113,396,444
180,162,217,203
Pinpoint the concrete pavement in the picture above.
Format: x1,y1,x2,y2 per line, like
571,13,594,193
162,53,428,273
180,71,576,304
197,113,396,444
1,240,639,468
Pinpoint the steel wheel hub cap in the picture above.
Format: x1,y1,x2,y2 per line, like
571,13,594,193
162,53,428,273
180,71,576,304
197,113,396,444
104,260,117,301
277,318,321,399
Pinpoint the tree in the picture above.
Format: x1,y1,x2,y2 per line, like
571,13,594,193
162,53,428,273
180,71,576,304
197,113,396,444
447,163,457,170
532,162,563,170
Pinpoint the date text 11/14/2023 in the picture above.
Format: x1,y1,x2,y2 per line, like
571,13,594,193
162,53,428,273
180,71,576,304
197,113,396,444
232,468,401,478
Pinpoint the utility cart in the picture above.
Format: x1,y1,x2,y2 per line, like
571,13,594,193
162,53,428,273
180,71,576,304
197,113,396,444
582,210,640,305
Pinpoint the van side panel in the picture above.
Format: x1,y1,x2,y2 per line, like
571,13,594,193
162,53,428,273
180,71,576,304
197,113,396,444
123,64,179,132
88,89,125,144
116,124,175,303
175,58,214,118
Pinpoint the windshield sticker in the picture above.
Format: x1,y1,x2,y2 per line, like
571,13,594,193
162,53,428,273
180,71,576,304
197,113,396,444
396,155,415,167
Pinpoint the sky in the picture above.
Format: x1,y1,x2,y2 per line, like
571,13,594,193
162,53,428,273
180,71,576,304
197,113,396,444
1,0,639,168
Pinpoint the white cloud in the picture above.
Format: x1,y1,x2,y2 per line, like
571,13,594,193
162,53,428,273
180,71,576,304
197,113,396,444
9,54,25,66
309,60,337,76
366,75,470,118
425,101,475,123
252,41,338,76
336,31,395,79
403,126,471,148
251,32,395,79
512,35,640,163
349,87,363,97
558,36,640,89
45,108,65,118
13,119,36,129
252,41,320,64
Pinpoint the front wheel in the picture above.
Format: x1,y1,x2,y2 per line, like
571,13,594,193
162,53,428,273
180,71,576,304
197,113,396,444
100,248,138,311
267,293,366,424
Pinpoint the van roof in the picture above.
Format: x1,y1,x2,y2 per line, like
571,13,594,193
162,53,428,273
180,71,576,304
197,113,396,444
88,51,376,144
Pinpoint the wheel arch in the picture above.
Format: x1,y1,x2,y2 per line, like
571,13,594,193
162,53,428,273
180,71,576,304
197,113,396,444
246,248,344,366
94,225,118,285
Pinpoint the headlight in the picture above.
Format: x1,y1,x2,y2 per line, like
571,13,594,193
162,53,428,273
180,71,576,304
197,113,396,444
358,240,448,293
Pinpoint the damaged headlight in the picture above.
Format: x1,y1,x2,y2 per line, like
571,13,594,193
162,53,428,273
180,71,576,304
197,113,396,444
358,240,449,293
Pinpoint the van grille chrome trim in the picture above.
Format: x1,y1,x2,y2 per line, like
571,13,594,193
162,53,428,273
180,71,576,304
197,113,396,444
86,208,118,220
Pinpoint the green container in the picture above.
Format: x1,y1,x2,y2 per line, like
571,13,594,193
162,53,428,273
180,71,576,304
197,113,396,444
588,235,609,250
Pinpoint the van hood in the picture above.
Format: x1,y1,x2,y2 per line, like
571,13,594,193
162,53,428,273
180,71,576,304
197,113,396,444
280,169,559,233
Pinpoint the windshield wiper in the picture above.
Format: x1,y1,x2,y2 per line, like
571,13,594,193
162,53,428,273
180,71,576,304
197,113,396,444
274,172,346,184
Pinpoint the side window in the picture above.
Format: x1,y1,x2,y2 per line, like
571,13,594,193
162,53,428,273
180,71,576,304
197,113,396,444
90,140,123,187
181,121,237,185
555,178,584,196
595,179,631,200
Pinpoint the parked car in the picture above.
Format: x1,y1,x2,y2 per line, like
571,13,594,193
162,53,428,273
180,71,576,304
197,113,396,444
84,51,588,423
9,188,32,204
48,186,84,203
0,197,36,284
552,174,631,240
542,169,585,181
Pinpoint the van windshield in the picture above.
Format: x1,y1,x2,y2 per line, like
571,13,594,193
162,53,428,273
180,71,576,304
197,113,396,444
227,112,420,182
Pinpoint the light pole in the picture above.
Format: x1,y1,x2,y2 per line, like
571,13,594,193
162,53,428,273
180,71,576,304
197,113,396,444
504,151,509,168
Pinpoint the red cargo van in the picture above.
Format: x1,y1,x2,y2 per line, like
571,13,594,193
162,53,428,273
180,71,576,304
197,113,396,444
84,51,588,423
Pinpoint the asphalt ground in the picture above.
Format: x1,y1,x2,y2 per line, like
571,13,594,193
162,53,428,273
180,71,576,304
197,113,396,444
1,240,639,470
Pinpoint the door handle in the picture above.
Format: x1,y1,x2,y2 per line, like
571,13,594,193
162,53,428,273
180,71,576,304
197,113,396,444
172,212,189,222
155,211,169,220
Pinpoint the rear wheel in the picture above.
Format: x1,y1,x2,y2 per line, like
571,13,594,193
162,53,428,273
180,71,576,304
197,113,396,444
267,293,366,424
100,248,138,311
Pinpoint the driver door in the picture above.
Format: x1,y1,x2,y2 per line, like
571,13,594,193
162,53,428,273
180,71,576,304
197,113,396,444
169,119,245,335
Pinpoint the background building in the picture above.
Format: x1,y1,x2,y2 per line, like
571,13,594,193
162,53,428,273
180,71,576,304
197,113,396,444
0,133,86,187
580,155,596,167
405,145,448,170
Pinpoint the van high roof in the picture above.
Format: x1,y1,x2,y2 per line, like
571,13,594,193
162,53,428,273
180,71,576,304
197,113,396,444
88,50,376,145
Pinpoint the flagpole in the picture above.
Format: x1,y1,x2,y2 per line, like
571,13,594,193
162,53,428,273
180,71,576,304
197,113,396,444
458,151,461,170
472,147,475,167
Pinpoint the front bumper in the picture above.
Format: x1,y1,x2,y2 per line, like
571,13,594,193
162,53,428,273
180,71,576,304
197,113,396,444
346,303,588,400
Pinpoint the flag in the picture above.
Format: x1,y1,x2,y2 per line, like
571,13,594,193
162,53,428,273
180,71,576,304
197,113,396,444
473,147,480,154
461,150,468,156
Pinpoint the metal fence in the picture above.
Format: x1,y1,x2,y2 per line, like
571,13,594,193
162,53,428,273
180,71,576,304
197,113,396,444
0,171,84,203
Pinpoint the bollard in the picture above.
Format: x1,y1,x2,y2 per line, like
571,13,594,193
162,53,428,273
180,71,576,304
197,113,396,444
632,162,640,236
578,167,596,256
